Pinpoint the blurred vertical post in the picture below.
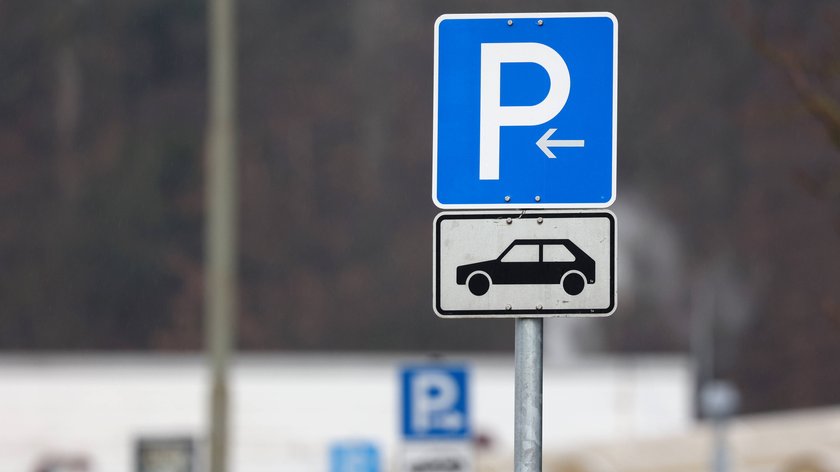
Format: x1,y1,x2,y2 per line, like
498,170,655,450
700,381,740,472
205,0,236,469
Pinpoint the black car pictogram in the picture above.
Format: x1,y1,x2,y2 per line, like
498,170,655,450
456,239,595,296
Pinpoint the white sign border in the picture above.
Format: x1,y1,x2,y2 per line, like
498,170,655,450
433,210,617,318
432,12,619,209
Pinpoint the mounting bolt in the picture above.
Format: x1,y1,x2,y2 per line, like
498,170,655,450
536,304,543,310
537,19,544,26
506,217,512,224
505,304,512,311
507,19,513,26
537,217,543,224
535,195,541,202
504,195,511,202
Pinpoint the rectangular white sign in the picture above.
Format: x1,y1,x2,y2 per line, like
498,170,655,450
434,211,616,318
400,441,473,472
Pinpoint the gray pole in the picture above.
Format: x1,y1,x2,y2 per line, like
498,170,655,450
515,318,543,472
712,419,729,472
700,381,739,472
206,0,236,470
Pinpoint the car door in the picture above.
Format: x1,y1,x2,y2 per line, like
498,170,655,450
496,243,542,284
542,242,578,284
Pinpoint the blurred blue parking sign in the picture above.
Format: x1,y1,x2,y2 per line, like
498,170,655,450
329,441,380,472
401,365,470,440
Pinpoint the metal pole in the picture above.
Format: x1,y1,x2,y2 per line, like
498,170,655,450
206,0,236,469
700,381,739,472
712,419,729,472
515,318,543,472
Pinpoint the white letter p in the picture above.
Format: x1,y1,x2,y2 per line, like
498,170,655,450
479,42,570,180
411,371,463,433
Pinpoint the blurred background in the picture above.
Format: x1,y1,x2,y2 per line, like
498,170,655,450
1,0,840,471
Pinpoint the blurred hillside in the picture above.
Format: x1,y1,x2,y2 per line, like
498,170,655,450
1,0,839,413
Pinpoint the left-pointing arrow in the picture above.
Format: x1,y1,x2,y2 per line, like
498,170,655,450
536,128,585,159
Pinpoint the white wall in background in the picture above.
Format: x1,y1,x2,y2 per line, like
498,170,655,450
0,354,692,472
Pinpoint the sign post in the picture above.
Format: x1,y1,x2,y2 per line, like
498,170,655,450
432,12,618,472
515,319,543,472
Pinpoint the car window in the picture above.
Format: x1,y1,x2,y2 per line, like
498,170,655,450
543,244,576,262
500,244,539,262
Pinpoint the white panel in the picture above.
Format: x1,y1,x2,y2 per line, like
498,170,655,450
435,211,616,317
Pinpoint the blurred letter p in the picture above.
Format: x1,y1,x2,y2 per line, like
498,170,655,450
411,371,463,433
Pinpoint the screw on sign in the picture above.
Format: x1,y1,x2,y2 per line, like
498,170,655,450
432,12,618,472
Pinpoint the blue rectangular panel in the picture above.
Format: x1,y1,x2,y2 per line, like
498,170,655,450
401,365,470,440
330,441,380,472
433,13,617,208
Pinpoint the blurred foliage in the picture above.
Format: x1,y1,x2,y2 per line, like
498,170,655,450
727,0,840,412
0,0,206,348
0,0,839,413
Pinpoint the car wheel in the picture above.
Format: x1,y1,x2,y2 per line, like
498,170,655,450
562,272,586,296
467,272,491,296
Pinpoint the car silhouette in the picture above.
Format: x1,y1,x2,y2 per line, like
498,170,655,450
456,239,595,296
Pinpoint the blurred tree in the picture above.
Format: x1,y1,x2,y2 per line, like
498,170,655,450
735,0,840,197
728,0,840,412
0,0,205,348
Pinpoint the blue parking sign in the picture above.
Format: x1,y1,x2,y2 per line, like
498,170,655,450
401,365,470,440
433,13,618,208
330,441,380,472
